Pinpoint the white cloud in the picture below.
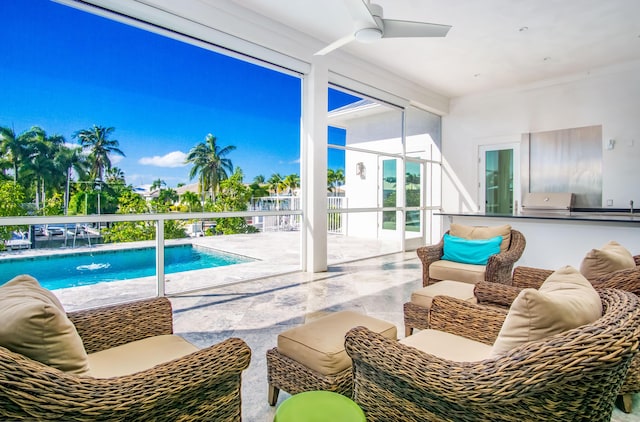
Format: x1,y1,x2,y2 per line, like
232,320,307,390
110,155,124,165
138,151,188,168
278,157,301,165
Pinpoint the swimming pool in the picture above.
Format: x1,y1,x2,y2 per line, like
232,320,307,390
0,245,254,290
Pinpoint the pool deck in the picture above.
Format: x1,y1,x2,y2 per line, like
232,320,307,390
1,231,400,311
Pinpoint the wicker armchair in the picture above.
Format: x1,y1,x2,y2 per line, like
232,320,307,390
0,297,252,421
475,255,640,306
474,258,640,413
416,229,526,287
346,290,640,422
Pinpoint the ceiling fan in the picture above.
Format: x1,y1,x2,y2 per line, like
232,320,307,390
315,0,451,55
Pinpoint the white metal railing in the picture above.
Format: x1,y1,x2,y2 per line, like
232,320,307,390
0,209,302,297
327,196,346,234
249,195,346,233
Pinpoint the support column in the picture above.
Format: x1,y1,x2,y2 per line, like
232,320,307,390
301,56,328,272
156,218,165,296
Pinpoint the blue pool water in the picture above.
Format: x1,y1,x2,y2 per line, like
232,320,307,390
0,245,253,290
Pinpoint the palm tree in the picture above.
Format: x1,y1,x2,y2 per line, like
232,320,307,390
253,174,265,184
54,145,89,215
20,127,64,212
282,173,300,195
267,173,283,195
157,188,178,205
73,125,125,182
186,133,235,203
105,167,126,185
0,126,29,182
327,168,345,194
150,178,166,192
180,191,201,212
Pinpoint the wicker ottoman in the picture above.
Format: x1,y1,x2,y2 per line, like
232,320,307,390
267,311,397,405
403,280,477,337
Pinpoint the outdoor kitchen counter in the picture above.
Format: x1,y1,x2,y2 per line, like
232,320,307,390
437,212,640,224
434,212,640,270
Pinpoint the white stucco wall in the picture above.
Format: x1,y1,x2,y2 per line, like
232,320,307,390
441,60,640,213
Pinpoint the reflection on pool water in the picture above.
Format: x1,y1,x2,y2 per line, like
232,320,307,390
0,244,254,290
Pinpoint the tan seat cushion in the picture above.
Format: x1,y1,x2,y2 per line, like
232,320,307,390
277,311,397,376
429,260,486,284
0,275,90,375
450,223,511,253
411,280,477,309
491,266,602,357
580,240,636,282
87,334,198,378
401,329,492,362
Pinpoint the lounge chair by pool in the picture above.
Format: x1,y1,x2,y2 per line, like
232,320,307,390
4,231,31,250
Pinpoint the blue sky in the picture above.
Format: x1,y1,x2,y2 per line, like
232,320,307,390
1,0,357,188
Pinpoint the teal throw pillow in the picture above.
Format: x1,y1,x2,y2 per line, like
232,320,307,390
441,234,502,265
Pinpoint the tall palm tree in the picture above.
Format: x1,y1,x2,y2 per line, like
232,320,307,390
0,126,29,182
186,133,235,202
20,127,64,213
253,174,265,184
73,125,125,182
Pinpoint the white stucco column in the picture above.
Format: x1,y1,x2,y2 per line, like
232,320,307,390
301,56,328,272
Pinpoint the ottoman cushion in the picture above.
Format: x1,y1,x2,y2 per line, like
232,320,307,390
411,280,477,309
277,311,396,376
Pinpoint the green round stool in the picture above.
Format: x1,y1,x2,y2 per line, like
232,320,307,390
274,391,366,422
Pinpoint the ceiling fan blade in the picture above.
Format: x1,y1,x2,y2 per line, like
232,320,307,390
344,0,377,27
314,33,356,55
382,19,451,38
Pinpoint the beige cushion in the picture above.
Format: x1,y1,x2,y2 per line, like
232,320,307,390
491,266,602,357
0,275,90,375
87,334,198,378
411,280,477,309
277,311,397,376
429,260,486,284
580,240,636,282
450,223,512,253
401,329,492,362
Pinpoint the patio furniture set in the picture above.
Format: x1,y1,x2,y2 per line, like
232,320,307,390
1,224,640,421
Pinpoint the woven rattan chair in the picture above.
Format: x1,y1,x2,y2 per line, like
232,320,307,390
0,297,252,421
416,229,526,287
474,257,640,413
346,290,640,422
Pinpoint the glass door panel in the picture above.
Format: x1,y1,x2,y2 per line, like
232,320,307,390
481,147,517,214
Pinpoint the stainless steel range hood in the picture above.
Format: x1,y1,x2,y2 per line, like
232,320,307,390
521,126,602,210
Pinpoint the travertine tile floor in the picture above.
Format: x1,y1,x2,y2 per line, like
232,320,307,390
171,252,419,422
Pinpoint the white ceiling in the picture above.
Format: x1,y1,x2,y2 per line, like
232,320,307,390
226,0,640,98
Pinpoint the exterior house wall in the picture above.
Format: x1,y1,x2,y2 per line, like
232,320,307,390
338,107,442,243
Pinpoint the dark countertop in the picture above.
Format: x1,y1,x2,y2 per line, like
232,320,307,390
436,212,640,224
